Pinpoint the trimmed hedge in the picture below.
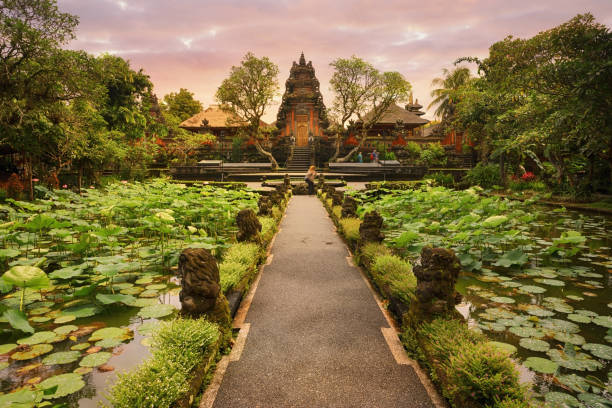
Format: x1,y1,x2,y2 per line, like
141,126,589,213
106,318,219,408
338,217,361,243
370,254,416,305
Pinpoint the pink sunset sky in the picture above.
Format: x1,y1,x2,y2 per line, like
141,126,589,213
58,0,612,123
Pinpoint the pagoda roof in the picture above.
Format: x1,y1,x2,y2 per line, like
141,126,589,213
180,105,269,129
362,104,429,126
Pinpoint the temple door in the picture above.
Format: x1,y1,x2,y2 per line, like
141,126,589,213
297,123,308,146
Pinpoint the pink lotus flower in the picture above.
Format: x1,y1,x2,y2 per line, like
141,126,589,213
89,186,95,189
32,178,39,182
62,184,68,188
121,180,128,184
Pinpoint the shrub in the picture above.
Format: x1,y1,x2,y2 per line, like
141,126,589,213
339,218,361,242
271,206,282,221
405,141,422,160
107,318,219,408
223,242,261,267
358,242,392,268
416,318,482,363
258,216,276,242
464,162,502,189
370,254,416,303
219,260,248,293
425,171,454,187
332,205,342,220
445,342,525,406
494,398,531,408
419,143,447,167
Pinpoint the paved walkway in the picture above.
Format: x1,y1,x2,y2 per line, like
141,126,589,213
212,196,437,407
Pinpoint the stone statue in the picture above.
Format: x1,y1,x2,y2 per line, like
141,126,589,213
359,211,385,243
236,209,262,243
178,249,223,316
341,196,358,218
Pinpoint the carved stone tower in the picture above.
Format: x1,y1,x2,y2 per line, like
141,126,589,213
276,52,329,146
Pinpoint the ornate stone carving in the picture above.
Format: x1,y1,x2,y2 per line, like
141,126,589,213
236,209,262,242
178,248,221,315
359,211,385,243
341,196,358,218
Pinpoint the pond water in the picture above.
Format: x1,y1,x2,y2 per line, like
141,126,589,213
454,207,611,405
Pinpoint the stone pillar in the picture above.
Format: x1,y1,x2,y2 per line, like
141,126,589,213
407,246,462,325
178,248,230,328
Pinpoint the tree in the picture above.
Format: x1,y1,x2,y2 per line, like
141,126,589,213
163,88,202,122
216,52,280,168
328,56,411,162
428,67,471,120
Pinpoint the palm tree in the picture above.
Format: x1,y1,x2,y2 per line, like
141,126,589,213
428,67,471,120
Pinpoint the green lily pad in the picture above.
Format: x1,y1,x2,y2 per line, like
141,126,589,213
509,326,545,338
138,289,159,298
53,325,78,336
547,349,603,371
575,309,598,317
17,331,59,345
54,315,76,324
73,366,92,375
518,284,547,294
523,304,555,317
2,265,50,289
568,314,592,324
42,350,81,365
0,389,40,406
0,361,8,370
544,392,581,407
145,283,167,290
567,295,584,301
37,372,85,399
493,249,528,267
0,248,21,259
592,316,612,328
120,287,143,295
137,321,160,336
130,298,158,307
556,374,590,393
500,281,522,288
490,296,515,304
31,316,52,323
95,338,124,348
61,304,102,318
519,338,550,352
70,342,90,351
524,356,558,374
554,332,586,345
88,327,132,342
79,351,111,367
582,343,612,360
541,318,580,333
11,343,53,360
0,343,17,354
482,215,508,228
137,304,176,319
28,306,51,315
577,393,611,407
534,278,565,287
95,293,137,305
485,341,517,356
135,276,154,285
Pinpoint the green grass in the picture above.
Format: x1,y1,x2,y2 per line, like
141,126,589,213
219,260,248,293
338,218,361,242
358,242,392,268
223,242,261,267
370,254,416,304
107,318,219,408
258,216,277,242
332,205,342,220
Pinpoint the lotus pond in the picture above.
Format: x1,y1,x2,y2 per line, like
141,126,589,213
0,180,258,406
354,186,611,407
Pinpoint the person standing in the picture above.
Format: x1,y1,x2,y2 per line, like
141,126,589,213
372,149,379,163
357,151,363,163
304,165,316,195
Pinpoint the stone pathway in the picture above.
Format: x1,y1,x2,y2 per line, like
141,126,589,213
211,196,438,407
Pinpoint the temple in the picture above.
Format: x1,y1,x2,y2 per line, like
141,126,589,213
276,52,329,146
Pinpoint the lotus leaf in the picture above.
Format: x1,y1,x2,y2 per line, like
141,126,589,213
120,287,143,295
70,343,90,351
490,296,515,304
541,319,580,333
482,215,508,228
518,284,546,294
523,305,555,317
49,266,84,280
17,331,59,345
534,278,565,286
53,325,78,335
73,366,92,375
524,356,558,374
61,304,101,318
547,349,603,371
53,315,76,324
493,249,528,267
37,372,85,399
137,321,160,336
31,316,51,323
28,306,51,315
519,338,550,352
137,304,176,319
557,374,590,393
139,289,159,298
500,281,522,288
95,293,136,305
479,322,505,332
577,393,611,407
592,316,612,328
566,295,584,301
0,389,41,406
582,343,612,360
42,350,81,365
155,211,175,222
509,326,545,338
88,327,132,342
130,298,158,307
568,314,592,324
554,332,586,345
3,308,35,333
11,344,53,360
135,276,154,285
95,338,124,348
485,341,517,356
0,248,20,258
2,265,50,289
145,283,167,290
0,343,17,354
79,351,111,367
544,392,581,407
0,361,7,370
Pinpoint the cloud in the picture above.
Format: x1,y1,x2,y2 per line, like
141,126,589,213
58,0,612,121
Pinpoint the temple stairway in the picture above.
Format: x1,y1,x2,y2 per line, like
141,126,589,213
286,146,312,172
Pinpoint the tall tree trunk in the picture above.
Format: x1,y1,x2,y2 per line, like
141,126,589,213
499,151,506,187
25,154,33,201
254,140,278,169
328,133,341,163
78,166,83,195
